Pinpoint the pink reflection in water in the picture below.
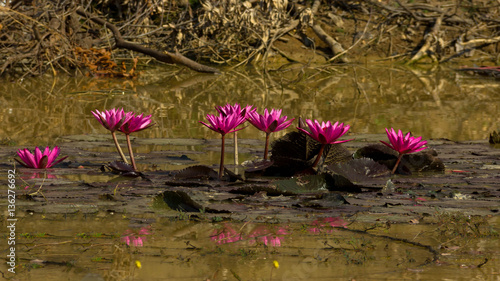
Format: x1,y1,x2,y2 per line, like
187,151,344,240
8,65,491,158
210,224,242,245
121,226,151,247
249,226,288,247
22,172,57,180
308,217,347,234
211,224,288,247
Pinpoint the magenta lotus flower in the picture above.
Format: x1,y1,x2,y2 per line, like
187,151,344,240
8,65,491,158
216,103,254,118
92,108,133,164
119,112,155,171
297,119,353,168
16,146,67,169
200,111,247,179
247,108,295,160
92,108,133,132
380,128,427,174
200,113,247,136
119,113,155,134
215,103,254,167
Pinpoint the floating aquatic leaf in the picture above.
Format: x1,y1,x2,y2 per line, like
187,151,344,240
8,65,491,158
273,175,329,194
270,131,351,176
107,161,144,178
174,165,219,180
160,190,204,212
328,158,390,182
323,172,361,192
243,159,274,173
489,131,500,144
354,144,444,174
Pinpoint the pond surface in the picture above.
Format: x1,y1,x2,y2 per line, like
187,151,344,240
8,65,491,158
8,213,500,281
2,63,499,147
1,64,500,280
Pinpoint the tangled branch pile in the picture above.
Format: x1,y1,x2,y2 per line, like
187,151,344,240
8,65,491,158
1,0,500,77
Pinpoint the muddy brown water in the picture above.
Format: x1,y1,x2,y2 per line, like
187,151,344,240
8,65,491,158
1,65,499,280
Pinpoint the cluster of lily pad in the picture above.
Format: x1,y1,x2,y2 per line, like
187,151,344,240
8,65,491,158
15,103,428,179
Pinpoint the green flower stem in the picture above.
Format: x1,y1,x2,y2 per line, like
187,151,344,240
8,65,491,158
111,131,129,164
311,144,326,168
392,153,403,174
264,132,270,160
219,135,226,179
234,131,238,165
125,134,137,171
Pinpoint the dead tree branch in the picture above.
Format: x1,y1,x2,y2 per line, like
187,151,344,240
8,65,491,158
406,11,445,64
75,7,220,74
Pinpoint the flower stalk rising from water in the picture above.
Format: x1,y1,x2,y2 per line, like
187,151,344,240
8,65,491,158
297,119,353,168
247,108,294,160
200,111,247,179
119,113,155,171
380,128,427,174
92,108,133,164
16,146,67,169
215,103,254,166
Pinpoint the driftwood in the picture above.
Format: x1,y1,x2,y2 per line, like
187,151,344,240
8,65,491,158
75,8,219,74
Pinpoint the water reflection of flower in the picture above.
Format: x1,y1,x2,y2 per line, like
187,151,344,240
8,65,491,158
22,173,57,180
249,226,288,247
308,217,347,234
211,224,242,245
211,224,288,247
121,227,151,247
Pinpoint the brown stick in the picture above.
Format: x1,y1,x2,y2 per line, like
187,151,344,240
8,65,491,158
406,12,445,64
311,24,349,63
75,7,220,74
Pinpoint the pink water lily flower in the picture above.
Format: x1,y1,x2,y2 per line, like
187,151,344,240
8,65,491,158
16,146,67,169
92,108,133,132
215,103,254,167
247,109,294,134
200,112,247,179
216,103,254,118
119,113,155,134
380,128,427,174
92,108,134,165
297,119,353,168
247,108,295,160
200,112,247,136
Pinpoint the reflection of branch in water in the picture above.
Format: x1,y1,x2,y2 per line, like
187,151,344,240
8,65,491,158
351,67,371,129
167,74,220,92
407,67,443,107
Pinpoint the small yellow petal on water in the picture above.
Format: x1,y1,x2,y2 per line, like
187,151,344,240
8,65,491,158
135,260,142,269
273,260,279,269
